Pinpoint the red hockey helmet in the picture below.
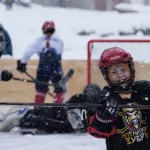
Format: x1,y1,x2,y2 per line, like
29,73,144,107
98,47,135,93
42,21,55,34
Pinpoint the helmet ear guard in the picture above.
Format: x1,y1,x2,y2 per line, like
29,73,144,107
98,47,135,93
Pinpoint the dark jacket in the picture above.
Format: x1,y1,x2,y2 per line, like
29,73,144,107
0,26,12,56
20,94,87,133
87,80,150,150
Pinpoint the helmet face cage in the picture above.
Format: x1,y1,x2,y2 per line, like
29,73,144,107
43,29,55,35
100,59,135,93
108,63,131,84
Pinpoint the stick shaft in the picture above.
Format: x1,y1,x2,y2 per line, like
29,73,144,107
13,77,37,83
24,72,56,98
0,102,150,109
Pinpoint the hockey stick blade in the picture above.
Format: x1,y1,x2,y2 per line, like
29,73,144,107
60,69,74,84
0,102,150,109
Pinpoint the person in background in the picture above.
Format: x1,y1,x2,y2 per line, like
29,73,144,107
0,32,13,81
0,84,102,134
17,21,66,104
4,0,14,10
0,23,13,57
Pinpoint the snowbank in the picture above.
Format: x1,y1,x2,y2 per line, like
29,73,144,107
0,3,150,61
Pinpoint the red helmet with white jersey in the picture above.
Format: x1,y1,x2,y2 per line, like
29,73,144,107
98,47,135,93
42,21,55,34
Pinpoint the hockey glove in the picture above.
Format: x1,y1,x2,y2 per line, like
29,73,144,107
96,97,120,123
17,60,27,73
1,70,13,81
54,79,67,93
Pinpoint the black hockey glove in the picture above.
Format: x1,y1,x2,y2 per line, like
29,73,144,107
17,60,27,73
1,70,13,81
96,97,120,122
54,79,67,93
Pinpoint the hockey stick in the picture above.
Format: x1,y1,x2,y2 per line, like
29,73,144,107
13,77,39,83
13,69,74,86
23,69,74,98
24,71,55,98
0,102,150,109
13,77,59,86
13,69,74,87
35,115,65,124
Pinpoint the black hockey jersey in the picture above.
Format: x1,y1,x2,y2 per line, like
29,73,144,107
87,80,150,150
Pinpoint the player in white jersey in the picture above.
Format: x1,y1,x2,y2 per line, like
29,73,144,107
17,21,66,104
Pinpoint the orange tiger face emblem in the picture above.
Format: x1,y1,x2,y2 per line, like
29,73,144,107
122,105,141,132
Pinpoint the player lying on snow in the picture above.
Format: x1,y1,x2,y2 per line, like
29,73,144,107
87,47,150,150
0,34,13,81
0,84,101,134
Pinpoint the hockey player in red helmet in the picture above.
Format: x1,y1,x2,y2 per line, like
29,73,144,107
87,47,150,150
17,20,66,104
99,46,135,93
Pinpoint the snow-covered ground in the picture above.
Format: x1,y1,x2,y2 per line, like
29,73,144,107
1,3,150,150
0,133,105,150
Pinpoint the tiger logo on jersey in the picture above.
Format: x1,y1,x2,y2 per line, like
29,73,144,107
122,107,141,132
116,103,148,145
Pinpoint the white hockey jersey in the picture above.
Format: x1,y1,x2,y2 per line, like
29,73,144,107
21,33,64,63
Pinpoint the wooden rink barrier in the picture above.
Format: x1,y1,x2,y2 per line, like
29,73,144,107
0,59,87,103
0,59,150,103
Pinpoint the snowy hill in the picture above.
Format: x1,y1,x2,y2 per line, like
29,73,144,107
1,3,150,60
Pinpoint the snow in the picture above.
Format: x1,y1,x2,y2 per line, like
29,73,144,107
115,3,150,13
0,133,105,150
0,2,150,150
91,41,150,63
1,3,150,60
